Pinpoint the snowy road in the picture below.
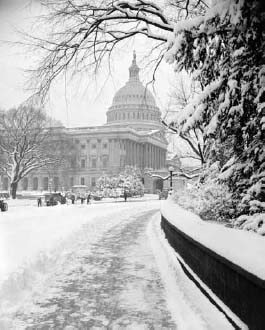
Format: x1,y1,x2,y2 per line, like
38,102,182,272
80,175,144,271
0,200,177,329
0,200,235,329
13,208,175,329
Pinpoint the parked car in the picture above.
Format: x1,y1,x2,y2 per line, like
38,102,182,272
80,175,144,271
0,199,8,212
91,193,103,201
45,193,66,206
0,192,9,212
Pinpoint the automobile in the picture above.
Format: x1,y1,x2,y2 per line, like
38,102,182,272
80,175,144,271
44,193,66,206
0,199,8,212
91,193,103,201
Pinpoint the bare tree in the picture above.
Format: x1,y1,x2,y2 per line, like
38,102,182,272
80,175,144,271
24,0,208,98
162,73,209,164
0,106,65,198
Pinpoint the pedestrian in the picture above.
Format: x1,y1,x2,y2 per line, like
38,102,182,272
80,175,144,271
87,193,91,204
124,190,127,202
81,196,84,204
37,197,42,207
71,195,75,204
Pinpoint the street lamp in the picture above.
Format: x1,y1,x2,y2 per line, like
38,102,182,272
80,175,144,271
168,166,174,190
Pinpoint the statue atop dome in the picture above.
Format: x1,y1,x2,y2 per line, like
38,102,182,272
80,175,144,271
129,51,140,82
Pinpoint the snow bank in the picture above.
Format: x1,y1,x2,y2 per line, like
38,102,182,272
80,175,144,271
161,200,265,280
148,213,242,329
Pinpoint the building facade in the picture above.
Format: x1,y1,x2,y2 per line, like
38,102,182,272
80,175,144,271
2,53,168,192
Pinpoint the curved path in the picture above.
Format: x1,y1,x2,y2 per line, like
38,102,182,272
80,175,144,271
13,207,177,329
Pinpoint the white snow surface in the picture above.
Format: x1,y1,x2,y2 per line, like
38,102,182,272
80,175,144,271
161,200,265,280
0,198,157,288
0,197,250,329
149,213,245,329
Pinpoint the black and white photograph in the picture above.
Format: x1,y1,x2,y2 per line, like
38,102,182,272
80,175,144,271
0,0,264,329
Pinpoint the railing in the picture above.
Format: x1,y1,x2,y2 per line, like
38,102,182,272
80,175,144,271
161,215,265,330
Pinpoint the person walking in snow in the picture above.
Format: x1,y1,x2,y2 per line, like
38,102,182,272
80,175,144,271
71,195,75,204
87,193,91,204
37,197,42,207
124,190,128,202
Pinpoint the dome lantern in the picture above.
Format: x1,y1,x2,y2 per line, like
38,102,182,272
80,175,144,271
129,51,140,82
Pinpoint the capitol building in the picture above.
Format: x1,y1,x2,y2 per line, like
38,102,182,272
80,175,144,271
12,53,168,192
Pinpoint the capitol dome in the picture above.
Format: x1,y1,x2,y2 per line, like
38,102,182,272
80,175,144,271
106,52,162,130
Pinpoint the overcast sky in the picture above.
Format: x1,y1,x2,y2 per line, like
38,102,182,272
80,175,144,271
0,0,175,128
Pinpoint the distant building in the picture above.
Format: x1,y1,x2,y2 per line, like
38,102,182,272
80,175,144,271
1,52,168,192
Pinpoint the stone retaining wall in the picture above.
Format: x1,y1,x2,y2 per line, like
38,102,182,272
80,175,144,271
161,215,265,330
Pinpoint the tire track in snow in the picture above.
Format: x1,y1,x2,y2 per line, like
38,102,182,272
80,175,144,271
11,208,176,329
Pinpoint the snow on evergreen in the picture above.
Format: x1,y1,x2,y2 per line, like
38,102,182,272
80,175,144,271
96,166,144,197
165,0,265,233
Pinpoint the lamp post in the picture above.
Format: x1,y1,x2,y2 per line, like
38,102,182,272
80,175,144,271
168,166,174,190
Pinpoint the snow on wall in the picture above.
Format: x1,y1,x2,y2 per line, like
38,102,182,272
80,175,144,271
160,200,265,281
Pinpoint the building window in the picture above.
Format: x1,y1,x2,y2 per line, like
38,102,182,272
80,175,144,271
92,144,96,149
75,139,79,144
91,177,96,187
103,143,108,149
22,178,28,190
2,177,8,190
54,177,59,191
33,177,38,190
92,158,97,168
97,139,101,143
71,158,76,168
81,144,86,149
102,158,108,168
81,177,85,185
70,177,74,187
81,159,86,168
43,177,48,190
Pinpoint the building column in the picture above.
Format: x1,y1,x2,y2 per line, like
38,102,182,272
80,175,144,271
128,140,131,165
135,142,138,166
132,141,135,166
151,145,154,169
154,146,156,169
125,140,129,165
146,143,148,167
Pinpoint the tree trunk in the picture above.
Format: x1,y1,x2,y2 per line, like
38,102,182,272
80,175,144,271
10,181,18,199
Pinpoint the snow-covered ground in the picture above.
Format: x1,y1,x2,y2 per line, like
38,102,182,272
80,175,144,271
0,196,158,286
148,213,240,330
0,197,245,329
0,198,162,326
